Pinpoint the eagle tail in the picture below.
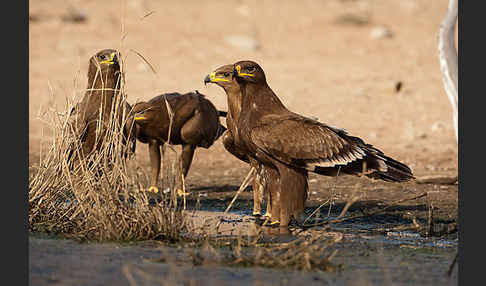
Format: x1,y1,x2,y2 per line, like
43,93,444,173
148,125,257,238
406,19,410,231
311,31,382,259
364,153,414,182
312,145,414,183
350,136,414,182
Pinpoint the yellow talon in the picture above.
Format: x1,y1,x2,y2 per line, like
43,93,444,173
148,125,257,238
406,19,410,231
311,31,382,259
176,189,190,197
263,211,271,218
148,186,159,193
252,211,261,216
269,220,280,225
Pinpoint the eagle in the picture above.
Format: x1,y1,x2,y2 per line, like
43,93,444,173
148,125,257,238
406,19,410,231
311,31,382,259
132,91,227,196
204,64,268,217
67,49,136,166
232,60,414,227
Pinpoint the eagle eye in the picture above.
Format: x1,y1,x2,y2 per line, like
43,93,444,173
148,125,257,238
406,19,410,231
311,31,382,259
247,66,255,73
223,72,230,77
99,54,106,60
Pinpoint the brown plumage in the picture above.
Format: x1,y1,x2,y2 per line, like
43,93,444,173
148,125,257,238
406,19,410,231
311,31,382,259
67,49,136,164
132,91,226,195
204,65,269,217
232,60,414,227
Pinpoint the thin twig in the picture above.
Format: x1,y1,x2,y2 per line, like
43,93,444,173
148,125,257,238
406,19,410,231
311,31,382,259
300,192,428,229
224,167,256,214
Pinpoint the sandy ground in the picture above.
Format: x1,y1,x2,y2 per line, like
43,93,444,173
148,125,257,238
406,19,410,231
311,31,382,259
29,0,457,217
29,0,458,169
29,0,458,284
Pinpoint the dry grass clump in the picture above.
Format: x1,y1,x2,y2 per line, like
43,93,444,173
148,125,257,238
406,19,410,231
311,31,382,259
223,233,341,272
150,231,342,272
28,58,187,242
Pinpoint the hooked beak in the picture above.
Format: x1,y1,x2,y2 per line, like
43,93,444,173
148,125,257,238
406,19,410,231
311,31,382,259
204,72,230,85
204,74,211,86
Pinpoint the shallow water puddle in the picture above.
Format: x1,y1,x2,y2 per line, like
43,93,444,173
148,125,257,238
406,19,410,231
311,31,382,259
30,205,457,286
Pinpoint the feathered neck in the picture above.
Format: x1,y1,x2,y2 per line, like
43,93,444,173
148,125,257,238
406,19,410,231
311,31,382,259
239,80,287,116
86,64,122,97
223,83,243,123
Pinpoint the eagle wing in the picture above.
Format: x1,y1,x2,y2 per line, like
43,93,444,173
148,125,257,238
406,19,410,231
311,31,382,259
250,113,368,171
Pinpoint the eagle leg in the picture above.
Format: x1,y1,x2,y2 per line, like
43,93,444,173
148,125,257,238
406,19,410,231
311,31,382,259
252,163,265,216
265,167,282,225
148,139,162,192
276,163,308,227
175,144,195,197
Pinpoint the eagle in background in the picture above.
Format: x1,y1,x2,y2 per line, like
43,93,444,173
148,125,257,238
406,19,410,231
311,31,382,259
67,49,136,166
232,60,414,227
132,91,227,196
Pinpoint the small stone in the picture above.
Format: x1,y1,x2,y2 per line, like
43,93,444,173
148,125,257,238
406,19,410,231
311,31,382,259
395,81,403,93
370,26,393,39
334,14,370,26
417,133,428,139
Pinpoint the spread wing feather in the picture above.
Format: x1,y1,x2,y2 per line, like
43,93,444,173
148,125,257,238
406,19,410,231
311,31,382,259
250,114,367,171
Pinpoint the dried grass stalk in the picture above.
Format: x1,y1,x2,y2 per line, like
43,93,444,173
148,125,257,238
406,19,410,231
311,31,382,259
29,53,187,242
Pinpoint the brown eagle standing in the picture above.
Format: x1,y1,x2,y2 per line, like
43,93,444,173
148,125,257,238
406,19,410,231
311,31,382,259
68,49,136,164
232,60,414,227
132,91,226,195
204,64,269,217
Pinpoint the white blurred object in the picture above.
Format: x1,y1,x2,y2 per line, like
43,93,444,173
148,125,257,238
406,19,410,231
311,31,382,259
438,0,458,143
224,35,259,52
369,26,393,39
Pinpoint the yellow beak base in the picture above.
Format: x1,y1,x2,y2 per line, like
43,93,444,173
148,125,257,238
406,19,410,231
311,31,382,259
100,52,116,65
235,65,254,77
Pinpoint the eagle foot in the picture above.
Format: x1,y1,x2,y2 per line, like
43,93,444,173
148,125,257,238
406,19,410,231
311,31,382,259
252,211,262,217
145,187,162,205
176,189,190,197
147,186,159,194
266,220,280,227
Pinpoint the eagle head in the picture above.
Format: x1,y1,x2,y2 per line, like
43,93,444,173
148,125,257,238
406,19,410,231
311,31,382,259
204,64,234,87
89,49,121,73
233,60,266,83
